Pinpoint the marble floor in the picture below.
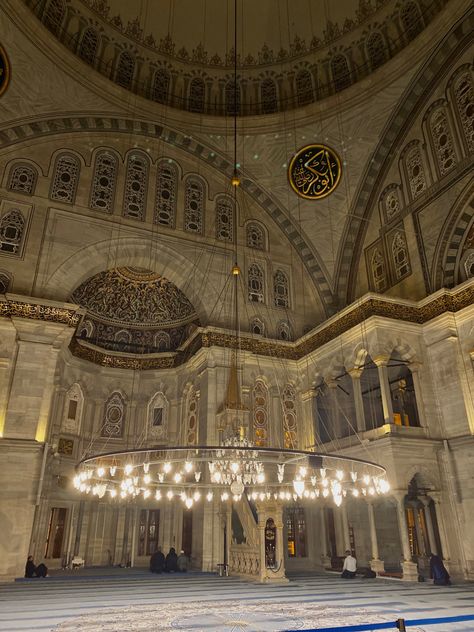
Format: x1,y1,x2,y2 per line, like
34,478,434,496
0,570,473,631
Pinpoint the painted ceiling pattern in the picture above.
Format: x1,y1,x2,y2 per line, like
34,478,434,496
71,267,198,328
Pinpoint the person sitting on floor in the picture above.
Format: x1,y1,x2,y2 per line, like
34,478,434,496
25,556,48,578
341,550,357,579
149,547,166,574
177,550,189,572
430,554,451,585
165,547,178,572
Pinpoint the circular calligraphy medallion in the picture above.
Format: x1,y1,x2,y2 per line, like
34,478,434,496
288,144,341,200
0,44,11,98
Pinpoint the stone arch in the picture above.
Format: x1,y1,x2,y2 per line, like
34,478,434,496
403,466,439,492
38,236,213,324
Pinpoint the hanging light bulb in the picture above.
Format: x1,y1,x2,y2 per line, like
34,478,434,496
256,472,265,484
193,491,201,502
143,489,150,499
185,497,193,509
163,462,172,473
143,463,150,474
166,490,173,500
206,492,213,502
174,472,182,483
323,488,329,498
352,489,359,497
293,478,305,498
143,474,151,485
194,471,201,482
336,470,344,481
109,488,117,498
184,461,193,472
299,466,307,478
334,494,343,507
109,466,116,477
124,464,133,475
155,490,162,501
97,467,105,477
221,492,229,501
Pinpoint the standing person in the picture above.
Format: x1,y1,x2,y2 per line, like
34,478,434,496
149,547,165,573
430,554,451,585
165,547,178,572
341,550,357,579
177,550,189,572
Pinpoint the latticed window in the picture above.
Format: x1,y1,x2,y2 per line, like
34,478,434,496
186,387,198,445
184,177,204,233
273,269,289,308
63,383,83,434
189,78,205,113
79,28,98,64
454,72,474,153
286,507,307,557
248,263,265,303
50,154,80,204
366,31,386,70
123,153,148,220
331,54,351,92
154,162,177,227
250,317,265,336
371,248,387,292
405,146,427,199
90,151,117,213
296,70,313,106
0,271,12,293
216,196,234,242
385,190,400,221
43,0,65,36
261,78,277,114
138,509,160,557
282,384,297,448
253,380,269,447
152,69,170,104
246,222,265,250
116,51,135,89
277,321,291,341
225,81,241,115
430,108,456,176
101,392,125,438
400,1,423,40
391,231,410,280
147,392,168,439
8,164,37,195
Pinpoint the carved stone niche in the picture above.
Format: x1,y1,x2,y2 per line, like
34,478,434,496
147,392,169,441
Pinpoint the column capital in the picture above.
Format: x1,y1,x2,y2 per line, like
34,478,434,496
419,495,431,507
408,361,423,373
348,367,363,379
325,378,339,389
372,354,391,367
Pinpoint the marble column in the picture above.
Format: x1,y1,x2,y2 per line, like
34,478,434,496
301,388,317,449
420,496,437,556
367,501,384,573
408,363,427,429
394,493,418,581
430,492,449,560
326,379,341,439
349,368,366,433
319,507,331,568
341,504,351,552
373,356,394,425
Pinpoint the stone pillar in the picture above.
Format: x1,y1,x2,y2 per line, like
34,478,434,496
394,493,418,581
130,507,138,567
373,356,394,425
326,379,341,439
367,501,384,573
319,507,331,568
301,388,317,449
349,368,366,432
341,504,351,552
430,492,449,560
420,496,437,556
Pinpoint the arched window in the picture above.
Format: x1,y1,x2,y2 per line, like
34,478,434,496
253,380,269,447
123,153,149,220
79,27,98,64
152,69,170,104
62,384,84,434
116,51,135,89
184,177,204,233
248,263,265,303
331,54,351,92
147,392,169,441
273,269,289,308
246,222,265,250
101,391,126,438
154,331,170,351
366,31,386,70
0,271,12,293
8,164,37,195
225,80,241,115
43,0,65,36
453,72,474,153
391,230,410,280
384,189,401,221
90,151,117,213
216,196,234,242
185,387,199,445
189,77,205,113
154,162,177,227
430,108,456,176
405,145,427,199
50,153,80,203
371,248,387,292
250,317,265,336
282,384,297,448
277,321,291,341
296,70,313,106
114,329,131,344
400,1,423,40
0,209,25,255
261,78,277,114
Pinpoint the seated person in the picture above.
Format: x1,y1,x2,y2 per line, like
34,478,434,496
341,550,357,579
165,547,178,572
25,556,48,578
177,550,189,572
150,547,165,573
430,554,451,585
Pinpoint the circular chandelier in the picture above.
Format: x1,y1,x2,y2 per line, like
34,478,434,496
73,437,389,508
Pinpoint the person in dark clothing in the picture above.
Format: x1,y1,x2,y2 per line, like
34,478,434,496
25,556,48,578
35,563,48,578
150,547,166,573
165,547,178,572
430,554,451,585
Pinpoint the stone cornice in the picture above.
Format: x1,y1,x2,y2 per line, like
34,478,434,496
0,294,84,327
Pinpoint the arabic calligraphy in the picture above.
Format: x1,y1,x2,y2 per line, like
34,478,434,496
289,144,341,199
0,44,10,98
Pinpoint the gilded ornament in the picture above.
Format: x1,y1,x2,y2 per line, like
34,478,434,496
0,44,10,98
289,144,341,200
